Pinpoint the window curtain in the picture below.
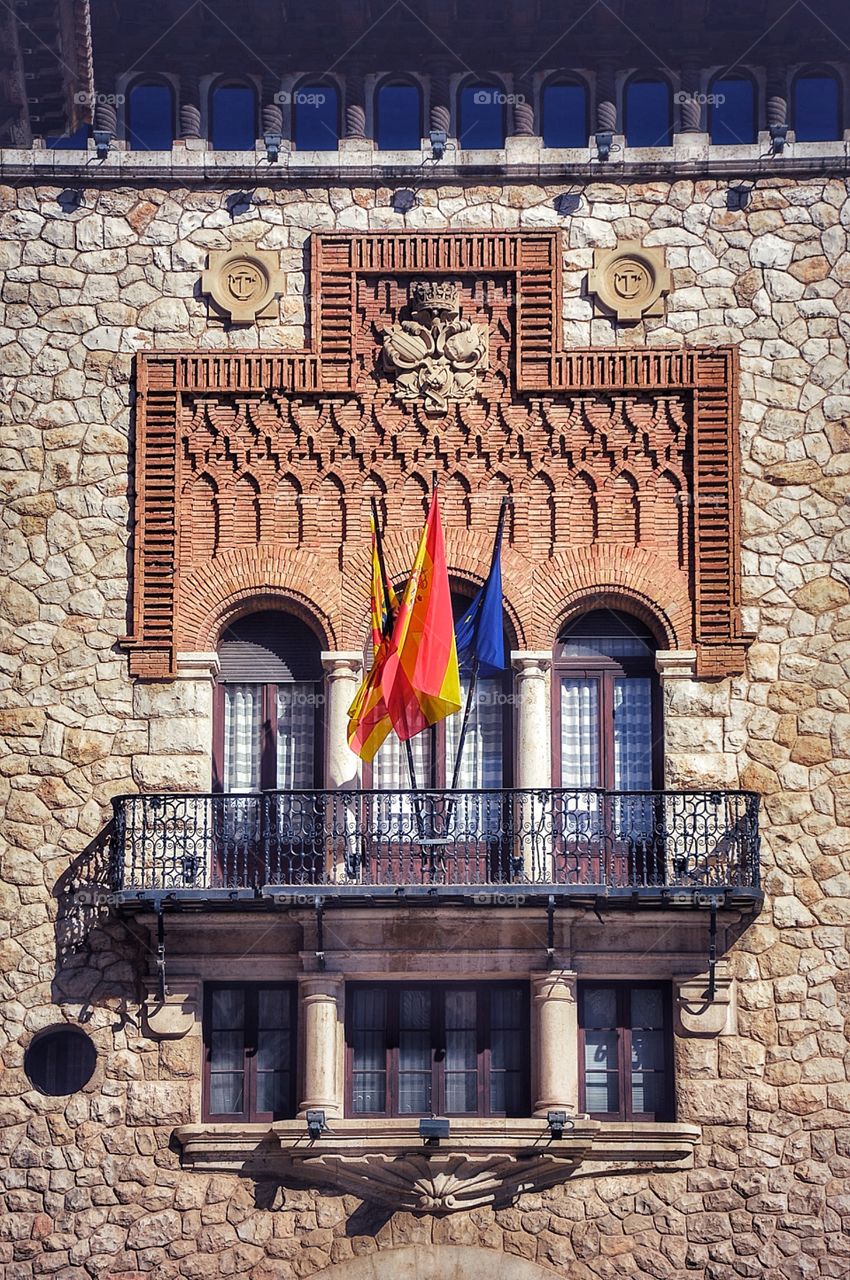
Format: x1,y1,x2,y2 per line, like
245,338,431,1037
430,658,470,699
559,678,600,787
223,684,261,792
445,676,503,789
613,677,653,837
276,683,316,789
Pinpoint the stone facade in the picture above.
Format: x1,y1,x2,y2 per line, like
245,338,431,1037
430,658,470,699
1,172,849,1280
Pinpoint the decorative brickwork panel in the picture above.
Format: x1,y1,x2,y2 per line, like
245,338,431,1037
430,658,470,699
124,232,748,679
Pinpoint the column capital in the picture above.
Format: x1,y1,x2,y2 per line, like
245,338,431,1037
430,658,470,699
174,651,220,681
655,649,697,680
512,650,552,676
299,972,345,1000
531,969,577,1001
321,650,363,677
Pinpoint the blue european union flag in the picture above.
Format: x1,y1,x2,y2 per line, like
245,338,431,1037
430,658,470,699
454,517,506,678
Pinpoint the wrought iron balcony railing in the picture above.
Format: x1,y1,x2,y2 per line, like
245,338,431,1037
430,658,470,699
110,788,760,903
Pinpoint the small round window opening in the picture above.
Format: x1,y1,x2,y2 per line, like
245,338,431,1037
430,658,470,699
24,1025,97,1096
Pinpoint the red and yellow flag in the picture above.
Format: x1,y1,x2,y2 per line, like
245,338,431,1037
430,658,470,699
347,514,399,762
381,490,462,741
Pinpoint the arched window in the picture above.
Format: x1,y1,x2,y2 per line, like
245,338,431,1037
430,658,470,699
709,73,757,144
541,77,589,148
214,611,323,793
293,81,340,150
793,68,841,141
457,80,507,149
210,80,257,150
47,124,91,150
127,80,174,150
376,79,422,149
624,75,673,147
554,610,660,793
554,610,662,886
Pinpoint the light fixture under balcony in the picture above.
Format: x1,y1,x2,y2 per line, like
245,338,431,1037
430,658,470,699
419,1116,450,1146
305,1109,326,1141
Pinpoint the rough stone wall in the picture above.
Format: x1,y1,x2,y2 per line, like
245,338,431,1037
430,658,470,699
0,176,849,1279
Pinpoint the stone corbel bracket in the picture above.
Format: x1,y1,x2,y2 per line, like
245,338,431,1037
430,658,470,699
142,978,200,1039
175,1118,701,1212
675,962,734,1036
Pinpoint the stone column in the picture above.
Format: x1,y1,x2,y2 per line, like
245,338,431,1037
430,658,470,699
299,974,344,1118
766,62,788,131
343,61,367,141
677,59,702,133
261,71,284,140
512,652,552,790
532,970,578,1116
428,58,452,139
179,61,202,141
595,60,618,137
321,652,362,789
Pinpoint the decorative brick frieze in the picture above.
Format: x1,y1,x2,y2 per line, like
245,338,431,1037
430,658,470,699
124,231,749,679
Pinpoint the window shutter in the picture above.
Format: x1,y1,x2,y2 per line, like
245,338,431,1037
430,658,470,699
218,613,322,683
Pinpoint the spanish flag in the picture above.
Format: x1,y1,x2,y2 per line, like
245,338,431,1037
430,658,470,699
347,512,399,762
381,490,462,741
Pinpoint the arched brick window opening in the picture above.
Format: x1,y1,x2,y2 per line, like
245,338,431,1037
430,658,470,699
553,608,662,795
541,76,590,148
375,78,422,150
624,73,673,146
213,610,324,794
127,79,175,150
709,73,757,144
792,67,842,141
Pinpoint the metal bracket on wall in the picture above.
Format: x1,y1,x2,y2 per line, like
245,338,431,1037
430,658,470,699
155,899,168,1002
315,895,326,970
546,894,555,970
708,898,718,1000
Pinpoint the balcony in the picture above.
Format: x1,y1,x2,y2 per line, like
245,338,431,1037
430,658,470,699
110,788,760,910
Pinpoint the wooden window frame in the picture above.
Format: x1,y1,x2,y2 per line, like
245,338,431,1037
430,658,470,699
202,982,297,1124
345,981,530,1119
551,636,663,791
578,980,674,1123
212,680,325,793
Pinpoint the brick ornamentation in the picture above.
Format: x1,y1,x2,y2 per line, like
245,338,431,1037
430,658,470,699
124,231,750,678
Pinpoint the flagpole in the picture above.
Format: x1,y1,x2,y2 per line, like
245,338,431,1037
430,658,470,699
450,495,509,792
370,495,420,796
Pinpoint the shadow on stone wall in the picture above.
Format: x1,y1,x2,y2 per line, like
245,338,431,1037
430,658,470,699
51,819,145,1013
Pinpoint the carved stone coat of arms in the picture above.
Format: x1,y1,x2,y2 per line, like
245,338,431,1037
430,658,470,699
382,280,489,413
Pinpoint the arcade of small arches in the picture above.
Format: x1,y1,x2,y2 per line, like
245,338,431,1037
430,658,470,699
73,63,847,153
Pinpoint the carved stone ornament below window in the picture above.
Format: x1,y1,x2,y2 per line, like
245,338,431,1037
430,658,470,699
587,241,672,321
382,279,489,413
201,244,283,322
175,1118,701,1213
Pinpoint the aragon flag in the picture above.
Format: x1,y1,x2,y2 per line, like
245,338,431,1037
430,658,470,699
346,512,399,763
381,489,462,741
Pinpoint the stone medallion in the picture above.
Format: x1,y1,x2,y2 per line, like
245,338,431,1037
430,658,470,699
587,240,672,321
201,243,283,322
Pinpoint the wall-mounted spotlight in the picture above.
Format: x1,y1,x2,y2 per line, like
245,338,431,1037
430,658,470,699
264,131,282,163
429,129,447,161
305,1109,326,1141
769,124,788,155
547,1109,571,1140
92,130,111,161
419,1116,450,1146
595,131,613,163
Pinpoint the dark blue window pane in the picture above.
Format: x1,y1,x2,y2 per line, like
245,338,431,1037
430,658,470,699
625,79,672,147
377,83,421,150
794,74,841,141
128,83,173,150
458,85,505,149
542,82,588,147
47,124,90,149
212,85,256,150
710,77,756,144
294,84,339,150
